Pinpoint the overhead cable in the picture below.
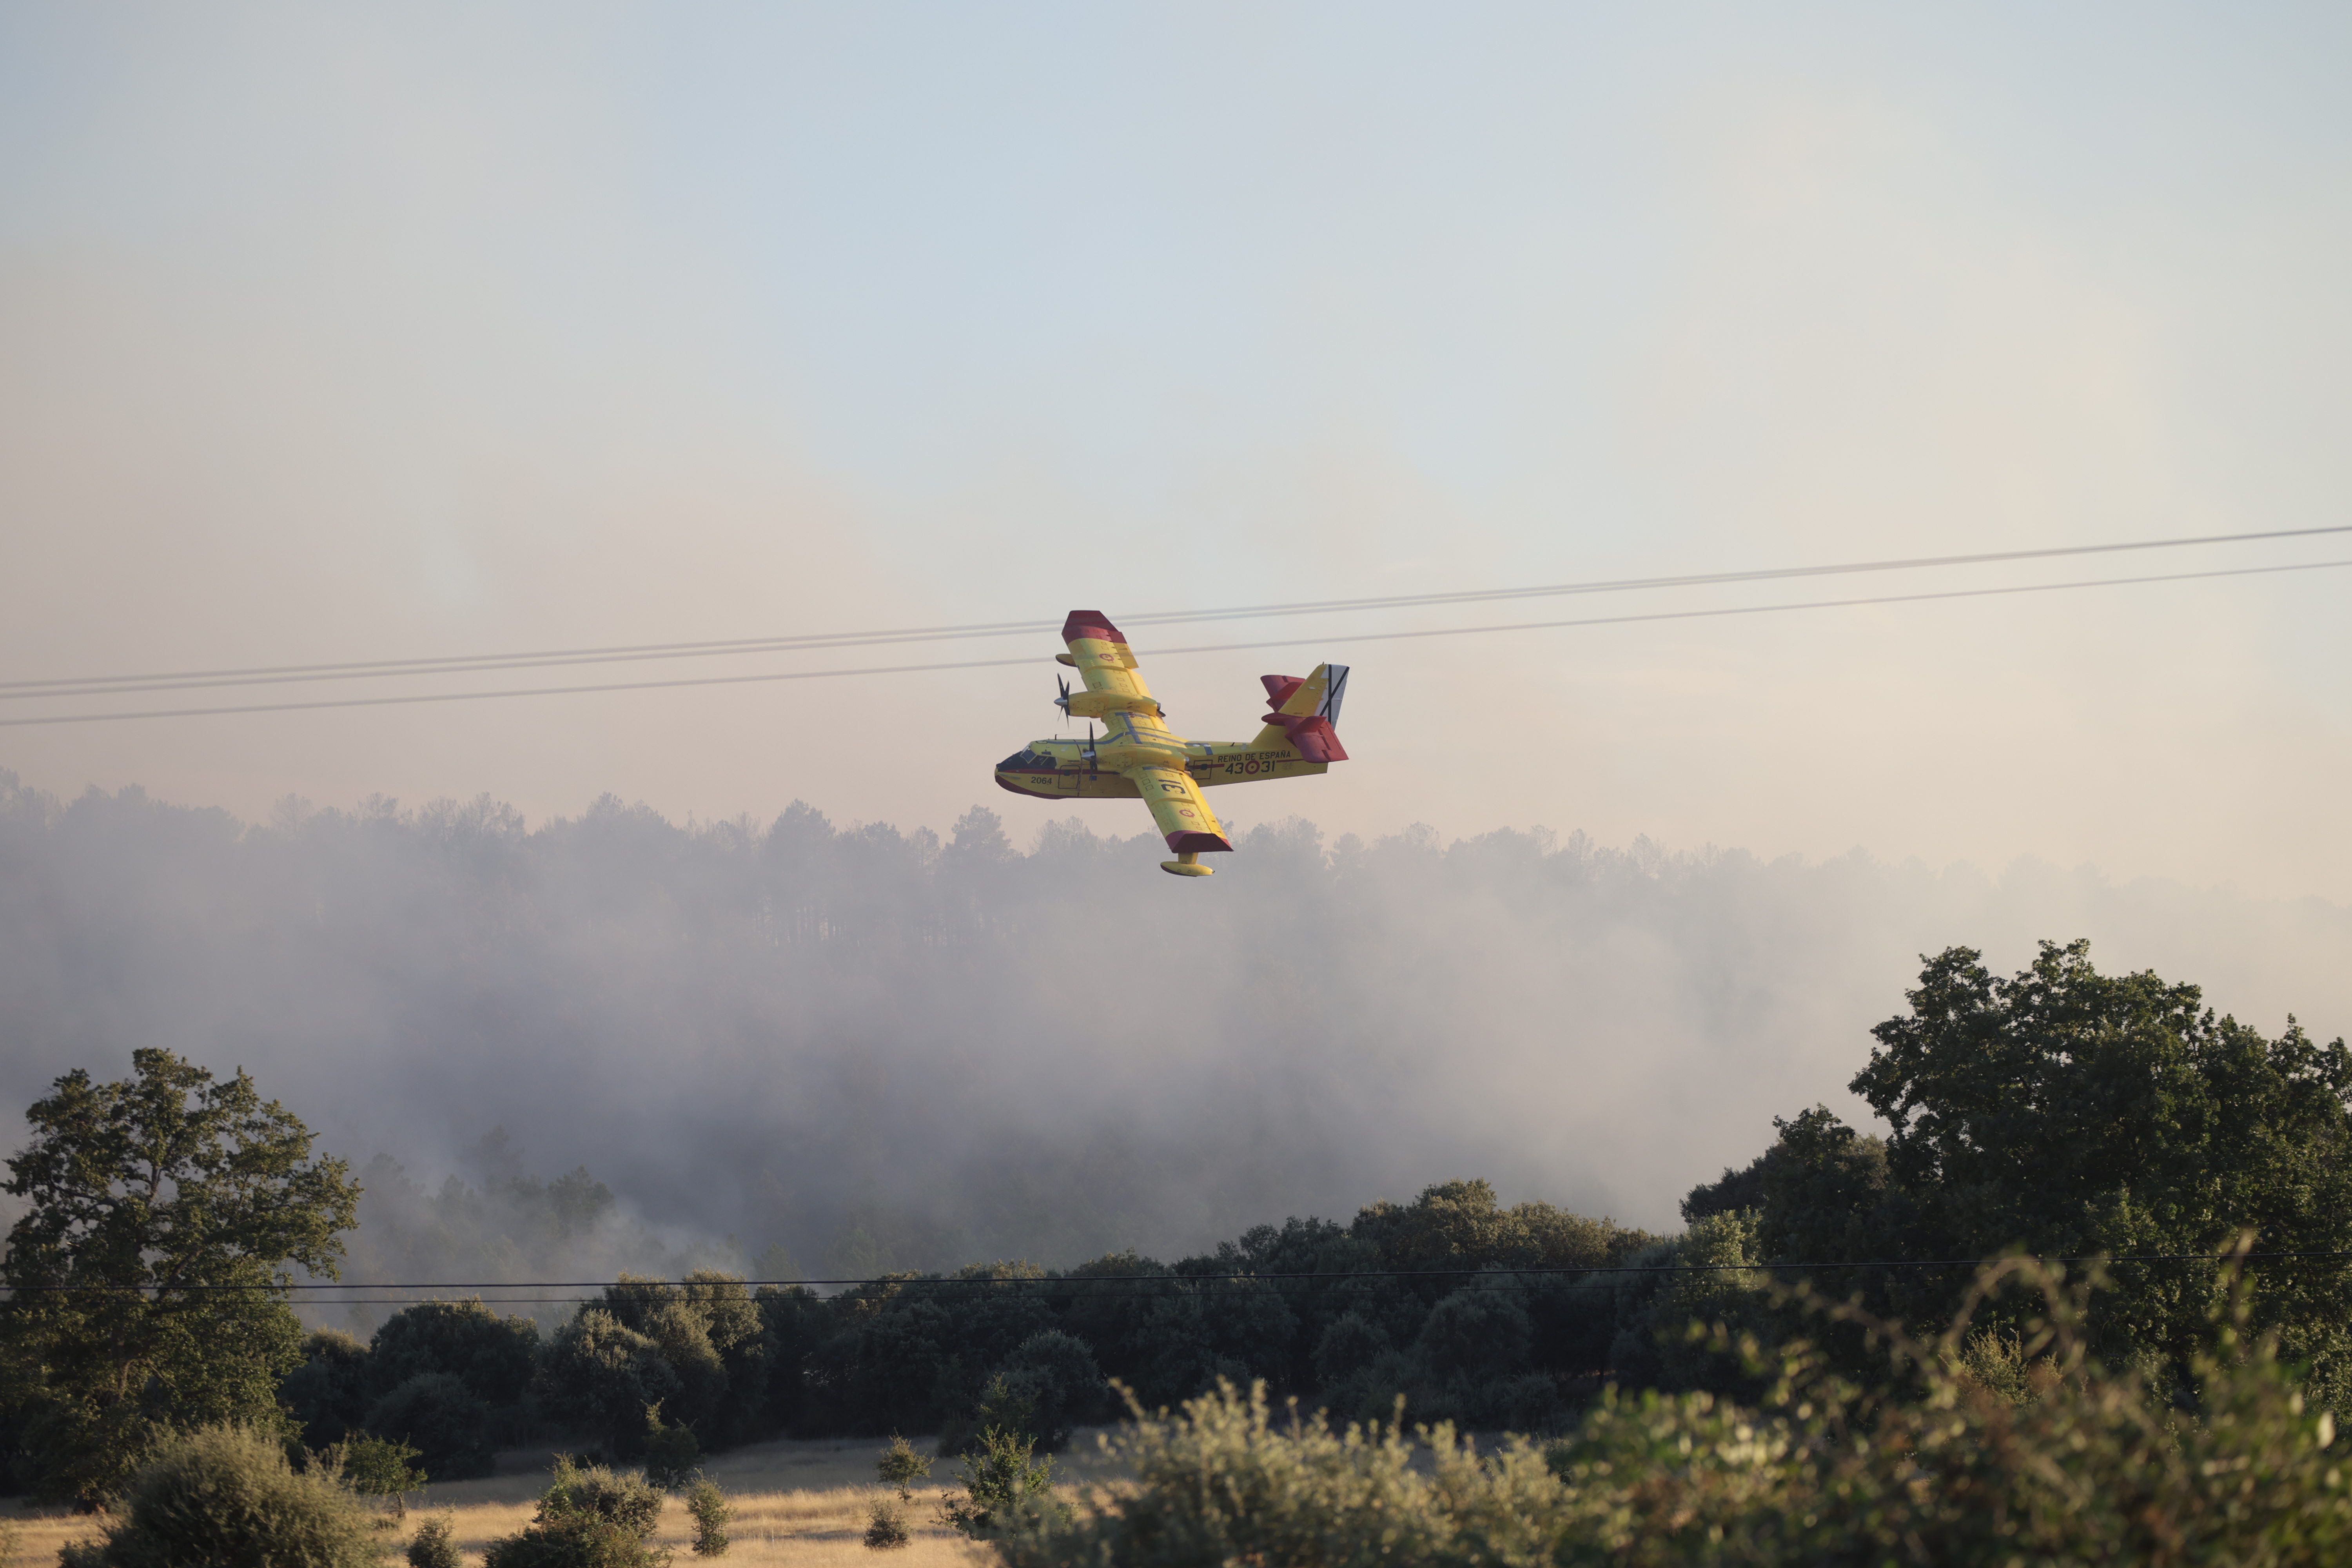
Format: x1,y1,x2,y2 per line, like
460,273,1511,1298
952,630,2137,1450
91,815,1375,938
3,522,2345,702
11,1249,2347,1298
3,556,2345,729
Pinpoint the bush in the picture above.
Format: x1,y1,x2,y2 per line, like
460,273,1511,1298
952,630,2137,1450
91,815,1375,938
862,1494,911,1550
58,1424,381,1568
408,1514,461,1568
999,1265,2352,1568
367,1371,495,1481
484,1455,670,1568
937,1425,1060,1539
686,1477,731,1556
641,1406,701,1491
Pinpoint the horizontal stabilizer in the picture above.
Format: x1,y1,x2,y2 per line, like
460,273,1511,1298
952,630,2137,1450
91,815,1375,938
1255,663,1351,762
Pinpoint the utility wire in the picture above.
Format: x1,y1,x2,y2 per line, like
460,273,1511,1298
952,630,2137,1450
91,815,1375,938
4,522,2345,702
11,1250,2347,1298
3,557,2345,730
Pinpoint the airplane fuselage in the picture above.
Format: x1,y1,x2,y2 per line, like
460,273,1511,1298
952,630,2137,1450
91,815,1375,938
995,712,1328,800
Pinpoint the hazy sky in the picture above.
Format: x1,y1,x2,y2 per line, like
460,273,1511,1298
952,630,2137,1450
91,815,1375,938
3,3,2348,898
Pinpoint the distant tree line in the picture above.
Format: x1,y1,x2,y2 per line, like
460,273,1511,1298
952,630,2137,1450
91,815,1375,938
272,1177,1663,1478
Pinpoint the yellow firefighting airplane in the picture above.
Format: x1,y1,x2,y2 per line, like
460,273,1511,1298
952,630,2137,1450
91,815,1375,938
995,611,1350,877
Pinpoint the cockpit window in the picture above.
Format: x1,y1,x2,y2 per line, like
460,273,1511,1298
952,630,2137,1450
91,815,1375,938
998,749,1059,771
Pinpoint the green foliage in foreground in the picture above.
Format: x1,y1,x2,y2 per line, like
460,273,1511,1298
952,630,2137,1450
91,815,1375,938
483,1455,670,1568
940,1426,1062,1540
686,1477,732,1557
1000,1268,2352,1568
408,1514,462,1568
863,1494,911,1550
58,1424,382,1568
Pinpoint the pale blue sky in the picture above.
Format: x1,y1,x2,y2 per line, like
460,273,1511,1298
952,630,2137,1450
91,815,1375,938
2,2,2348,897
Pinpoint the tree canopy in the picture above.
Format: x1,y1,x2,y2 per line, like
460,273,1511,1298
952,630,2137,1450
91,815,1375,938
0,1048,360,1502
1716,941,2352,1399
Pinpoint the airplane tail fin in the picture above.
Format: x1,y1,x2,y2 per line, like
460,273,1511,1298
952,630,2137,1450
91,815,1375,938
1253,662,1350,762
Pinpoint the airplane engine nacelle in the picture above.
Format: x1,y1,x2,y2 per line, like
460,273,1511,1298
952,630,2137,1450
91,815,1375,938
1063,690,1165,720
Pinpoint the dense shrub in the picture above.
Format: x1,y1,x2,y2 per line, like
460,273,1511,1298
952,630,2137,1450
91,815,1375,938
862,1494,910,1550
641,1406,701,1490
483,1456,668,1568
685,1477,731,1556
407,1514,461,1568
58,1424,381,1568
938,1425,1060,1539
1002,1265,2352,1568
366,1372,495,1481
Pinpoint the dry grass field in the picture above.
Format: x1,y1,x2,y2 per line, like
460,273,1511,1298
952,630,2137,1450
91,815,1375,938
0,1432,1125,1568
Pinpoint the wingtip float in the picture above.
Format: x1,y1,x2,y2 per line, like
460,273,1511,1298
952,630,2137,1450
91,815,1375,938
995,610,1350,877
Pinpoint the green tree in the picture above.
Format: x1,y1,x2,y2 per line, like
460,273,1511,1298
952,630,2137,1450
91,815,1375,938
370,1298,541,1409
0,1049,361,1503
875,1433,933,1498
641,1402,702,1490
1755,941,2352,1400
538,1308,684,1458
937,1424,1060,1539
328,1430,427,1517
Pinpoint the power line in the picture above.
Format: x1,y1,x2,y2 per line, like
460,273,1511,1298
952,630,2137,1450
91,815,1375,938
3,522,2345,702
11,1249,2345,1299
3,556,2344,730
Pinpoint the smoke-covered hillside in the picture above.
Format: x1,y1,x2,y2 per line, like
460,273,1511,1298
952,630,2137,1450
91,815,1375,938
1,769,2345,1281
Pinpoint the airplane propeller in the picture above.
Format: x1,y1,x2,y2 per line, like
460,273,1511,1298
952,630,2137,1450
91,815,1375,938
1055,674,1072,715
1085,722,1098,778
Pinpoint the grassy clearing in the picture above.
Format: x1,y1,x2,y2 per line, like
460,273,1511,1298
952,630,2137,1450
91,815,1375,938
0,1431,1125,1568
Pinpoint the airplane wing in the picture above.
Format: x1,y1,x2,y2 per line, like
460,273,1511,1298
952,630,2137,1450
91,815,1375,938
1131,765,1230,855
1060,610,1161,717
1060,612,1231,873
